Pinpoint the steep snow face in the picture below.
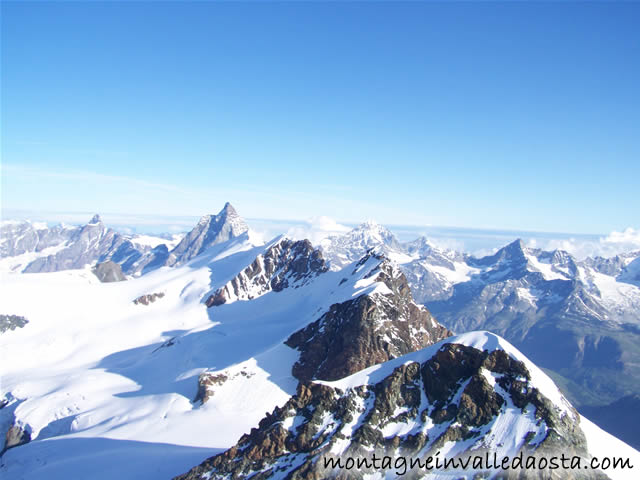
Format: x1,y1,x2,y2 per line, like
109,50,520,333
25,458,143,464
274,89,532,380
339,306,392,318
165,202,249,267
176,331,639,480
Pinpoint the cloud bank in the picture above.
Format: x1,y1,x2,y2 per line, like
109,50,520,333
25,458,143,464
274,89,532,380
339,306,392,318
527,227,640,260
285,216,351,244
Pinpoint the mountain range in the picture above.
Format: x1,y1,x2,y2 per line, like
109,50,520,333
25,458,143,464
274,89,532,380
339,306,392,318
1,203,638,479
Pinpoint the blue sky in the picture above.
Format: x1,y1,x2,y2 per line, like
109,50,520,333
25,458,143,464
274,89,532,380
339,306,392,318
2,1,639,234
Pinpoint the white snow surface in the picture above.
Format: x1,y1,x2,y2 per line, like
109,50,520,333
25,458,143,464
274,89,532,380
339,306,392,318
525,253,570,281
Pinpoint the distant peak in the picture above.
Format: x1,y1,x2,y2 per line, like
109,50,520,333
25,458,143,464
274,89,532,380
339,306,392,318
359,219,382,229
220,202,238,216
89,214,102,225
506,238,526,250
197,203,239,226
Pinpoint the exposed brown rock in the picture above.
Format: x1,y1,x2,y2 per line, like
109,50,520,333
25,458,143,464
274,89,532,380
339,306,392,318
194,372,228,404
133,292,165,305
2,424,31,453
286,256,451,382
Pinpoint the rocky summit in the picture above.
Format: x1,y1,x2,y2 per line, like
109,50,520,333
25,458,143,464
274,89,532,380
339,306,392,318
174,333,607,480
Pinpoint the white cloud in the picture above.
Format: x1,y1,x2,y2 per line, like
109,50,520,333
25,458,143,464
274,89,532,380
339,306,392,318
286,216,351,244
529,227,640,259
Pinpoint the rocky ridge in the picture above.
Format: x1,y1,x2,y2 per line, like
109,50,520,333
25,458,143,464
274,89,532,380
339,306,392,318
206,237,327,306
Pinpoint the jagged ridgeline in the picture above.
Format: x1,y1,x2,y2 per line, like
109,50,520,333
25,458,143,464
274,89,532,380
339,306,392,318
175,333,608,480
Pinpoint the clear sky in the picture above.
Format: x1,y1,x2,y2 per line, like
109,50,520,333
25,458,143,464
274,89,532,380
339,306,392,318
2,1,639,234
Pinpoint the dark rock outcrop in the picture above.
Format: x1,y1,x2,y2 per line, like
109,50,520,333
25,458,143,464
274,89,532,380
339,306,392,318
92,260,126,282
194,372,228,404
3,424,31,452
0,314,28,334
133,292,165,305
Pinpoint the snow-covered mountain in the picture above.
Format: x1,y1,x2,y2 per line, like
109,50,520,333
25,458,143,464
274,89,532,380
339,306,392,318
2,208,639,479
176,332,638,480
0,226,451,479
319,221,474,302
319,220,406,269
425,240,640,406
0,203,247,276
0,215,177,275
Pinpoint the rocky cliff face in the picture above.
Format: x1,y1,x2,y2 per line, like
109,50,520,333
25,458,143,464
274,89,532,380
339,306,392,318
285,253,451,382
206,237,327,306
175,334,606,480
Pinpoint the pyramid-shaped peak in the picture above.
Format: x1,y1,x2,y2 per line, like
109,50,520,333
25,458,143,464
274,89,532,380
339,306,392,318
197,203,241,225
220,202,238,216
166,203,249,267
504,238,526,253
493,238,528,262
